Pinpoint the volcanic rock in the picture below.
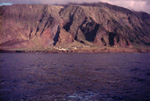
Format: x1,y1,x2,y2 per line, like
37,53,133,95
0,3,150,52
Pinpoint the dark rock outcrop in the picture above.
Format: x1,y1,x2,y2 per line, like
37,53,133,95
0,2,150,51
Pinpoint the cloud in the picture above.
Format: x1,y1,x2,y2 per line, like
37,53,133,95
0,0,150,13
0,2,12,6
101,0,150,13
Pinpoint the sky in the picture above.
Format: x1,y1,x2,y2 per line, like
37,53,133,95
0,0,150,14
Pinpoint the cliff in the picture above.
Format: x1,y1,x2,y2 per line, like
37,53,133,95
0,3,150,52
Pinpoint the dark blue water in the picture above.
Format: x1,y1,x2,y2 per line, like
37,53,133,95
0,53,150,100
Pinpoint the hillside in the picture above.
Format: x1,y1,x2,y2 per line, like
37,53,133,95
0,3,150,52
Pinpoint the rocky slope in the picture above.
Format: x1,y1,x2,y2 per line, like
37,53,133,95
0,2,150,52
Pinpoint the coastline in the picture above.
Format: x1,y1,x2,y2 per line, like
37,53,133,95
1,47,150,53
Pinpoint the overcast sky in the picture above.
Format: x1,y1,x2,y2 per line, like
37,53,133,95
0,0,150,14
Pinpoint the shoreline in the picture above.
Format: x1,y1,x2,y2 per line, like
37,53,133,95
1,47,150,53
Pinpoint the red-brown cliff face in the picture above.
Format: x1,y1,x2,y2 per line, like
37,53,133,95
0,3,150,51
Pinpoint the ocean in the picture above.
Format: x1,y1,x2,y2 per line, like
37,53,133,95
0,53,150,100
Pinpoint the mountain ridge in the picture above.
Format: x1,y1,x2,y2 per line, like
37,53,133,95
0,3,150,53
